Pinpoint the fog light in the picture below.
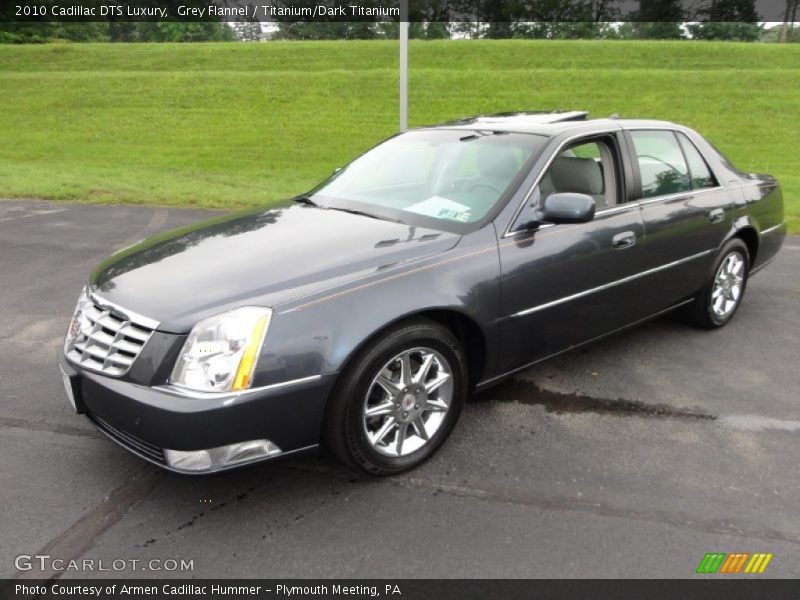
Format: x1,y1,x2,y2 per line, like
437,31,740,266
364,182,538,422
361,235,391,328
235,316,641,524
164,439,281,472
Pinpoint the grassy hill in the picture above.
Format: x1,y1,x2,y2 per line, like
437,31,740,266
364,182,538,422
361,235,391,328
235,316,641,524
0,40,797,232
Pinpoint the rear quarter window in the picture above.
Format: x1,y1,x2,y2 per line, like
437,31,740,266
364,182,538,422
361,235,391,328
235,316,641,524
630,130,691,198
677,132,718,190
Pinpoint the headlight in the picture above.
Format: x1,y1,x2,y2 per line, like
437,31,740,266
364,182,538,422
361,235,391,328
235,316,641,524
170,307,272,393
64,286,92,353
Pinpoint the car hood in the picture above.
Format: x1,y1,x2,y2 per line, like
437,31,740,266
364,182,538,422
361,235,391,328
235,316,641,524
90,202,460,332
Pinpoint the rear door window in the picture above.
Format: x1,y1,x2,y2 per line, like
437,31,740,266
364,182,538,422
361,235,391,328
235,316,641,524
630,130,691,198
677,132,718,190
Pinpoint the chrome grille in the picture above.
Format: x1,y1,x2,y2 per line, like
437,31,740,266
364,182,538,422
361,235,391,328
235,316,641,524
65,294,157,377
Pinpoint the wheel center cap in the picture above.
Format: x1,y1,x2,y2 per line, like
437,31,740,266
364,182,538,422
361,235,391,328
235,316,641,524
401,393,416,411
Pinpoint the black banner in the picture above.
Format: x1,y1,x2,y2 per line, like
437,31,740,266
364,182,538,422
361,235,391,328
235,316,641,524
0,0,793,23
3,580,800,600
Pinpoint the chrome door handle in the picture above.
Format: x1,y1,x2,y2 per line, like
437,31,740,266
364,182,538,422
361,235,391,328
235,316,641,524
612,231,636,249
709,208,725,224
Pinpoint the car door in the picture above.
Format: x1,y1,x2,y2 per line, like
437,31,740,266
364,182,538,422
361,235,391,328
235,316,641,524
625,128,733,309
496,132,649,374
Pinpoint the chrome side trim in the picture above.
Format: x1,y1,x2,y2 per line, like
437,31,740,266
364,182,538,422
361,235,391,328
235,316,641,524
511,249,715,318
90,290,161,331
478,298,695,389
760,221,785,235
594,203,639,217
503,128,622,238
636,186,723,207
156,375,323,400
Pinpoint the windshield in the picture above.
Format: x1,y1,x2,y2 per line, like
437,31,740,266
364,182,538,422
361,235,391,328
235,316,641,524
309,129,548,232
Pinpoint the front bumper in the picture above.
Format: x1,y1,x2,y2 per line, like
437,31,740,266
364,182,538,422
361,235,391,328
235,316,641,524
58,351,336,474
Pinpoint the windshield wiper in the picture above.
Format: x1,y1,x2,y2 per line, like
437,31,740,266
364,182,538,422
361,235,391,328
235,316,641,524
293,195,321,207
460,130,510,142
327,206,405,225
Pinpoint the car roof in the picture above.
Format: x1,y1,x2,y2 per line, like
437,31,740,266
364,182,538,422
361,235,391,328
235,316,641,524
417,111,684,137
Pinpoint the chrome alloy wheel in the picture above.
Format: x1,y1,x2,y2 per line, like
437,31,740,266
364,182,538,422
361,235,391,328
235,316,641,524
362,347,454,457
711,251,745,319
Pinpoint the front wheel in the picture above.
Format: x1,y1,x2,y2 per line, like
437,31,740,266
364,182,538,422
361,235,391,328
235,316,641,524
687,238,750,328
322,319,467,476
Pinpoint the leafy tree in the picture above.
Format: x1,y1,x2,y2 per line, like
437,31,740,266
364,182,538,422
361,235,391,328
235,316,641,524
273,23,363,40
687,22,761,41
232,19,263,42
780,0,800,41
629,0,684,39
376,22,450,39
763,22,799,42
158,22,236,42
459,0,621,40
687,0,761,41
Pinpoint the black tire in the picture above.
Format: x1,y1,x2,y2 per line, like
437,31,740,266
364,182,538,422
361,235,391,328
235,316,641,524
322,318,467,476
687,238,750,329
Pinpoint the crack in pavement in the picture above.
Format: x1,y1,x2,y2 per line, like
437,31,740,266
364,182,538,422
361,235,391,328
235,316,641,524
0,416,102,440
136,481,268,549
288,457,800,549
12,467,161,581
479,379,800,435
138,467,340,550
395,477,800,548
479,378,716,421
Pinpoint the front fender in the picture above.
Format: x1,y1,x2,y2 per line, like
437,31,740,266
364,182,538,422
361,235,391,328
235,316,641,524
251,227,502,389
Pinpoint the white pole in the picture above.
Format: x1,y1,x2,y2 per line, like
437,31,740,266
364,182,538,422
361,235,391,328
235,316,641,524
399,1,409,131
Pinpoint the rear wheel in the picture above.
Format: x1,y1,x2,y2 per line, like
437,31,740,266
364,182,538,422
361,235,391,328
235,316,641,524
323,319,467,475
687,238,749,328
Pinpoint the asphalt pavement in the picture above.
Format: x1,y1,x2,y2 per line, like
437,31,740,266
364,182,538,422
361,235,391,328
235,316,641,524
1,199,799,579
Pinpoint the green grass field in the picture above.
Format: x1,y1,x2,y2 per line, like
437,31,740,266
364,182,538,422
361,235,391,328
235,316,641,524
0,40,798,232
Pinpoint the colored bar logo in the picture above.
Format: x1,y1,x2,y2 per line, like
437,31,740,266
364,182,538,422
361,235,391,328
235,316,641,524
696,552,773,574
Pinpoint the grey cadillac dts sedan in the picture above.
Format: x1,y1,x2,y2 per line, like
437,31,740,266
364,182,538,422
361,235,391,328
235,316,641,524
59,111,785,475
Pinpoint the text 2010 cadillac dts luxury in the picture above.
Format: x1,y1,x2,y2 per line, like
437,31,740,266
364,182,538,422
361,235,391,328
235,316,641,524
59,112,786,475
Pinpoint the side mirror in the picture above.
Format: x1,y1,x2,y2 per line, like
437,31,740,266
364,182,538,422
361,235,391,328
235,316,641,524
539,192,595,224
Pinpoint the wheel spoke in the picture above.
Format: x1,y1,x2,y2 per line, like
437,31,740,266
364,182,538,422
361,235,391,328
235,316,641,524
713,296,725,314
712,286,724,299
412,416,429,440
365,400,394,418
414,352,435,384
425,398,448,412
376,375,401,396
370,416,397,446
395,422,408,455
399,352,413,386
725,256,736,275
425,372,450,395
